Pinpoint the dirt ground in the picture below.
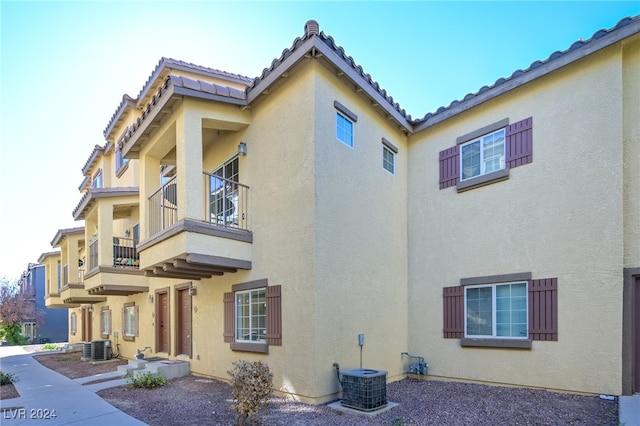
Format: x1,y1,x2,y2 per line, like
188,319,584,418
2,348,620,425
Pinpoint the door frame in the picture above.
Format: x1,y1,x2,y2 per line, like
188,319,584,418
623,268,640,394
155,288,170,354
175,283,192,358
82,306,92,342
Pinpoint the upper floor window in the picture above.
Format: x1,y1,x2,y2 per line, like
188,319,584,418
334,101,357,148
336,113,354,147
460,129,505,181
115,143,129,173
382,138,398,175
92,169,103,188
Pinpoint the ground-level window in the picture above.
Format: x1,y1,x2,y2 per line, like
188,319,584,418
224,279,281,353
22,322,36,342
122,303,138,341
101,307,111,338
235,288,266,343
465,282,527,338
70,312,77,335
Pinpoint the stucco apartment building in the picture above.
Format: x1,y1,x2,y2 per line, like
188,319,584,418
42,16,640,403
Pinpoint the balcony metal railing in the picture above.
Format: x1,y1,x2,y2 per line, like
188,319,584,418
113,236,139,268
88,237,140,269
204,172,249,230
149,176,178,236
147,173,249,236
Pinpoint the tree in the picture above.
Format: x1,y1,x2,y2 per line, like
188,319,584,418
0,277,35,345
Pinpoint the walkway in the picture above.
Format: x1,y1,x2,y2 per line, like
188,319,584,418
0,346,146,425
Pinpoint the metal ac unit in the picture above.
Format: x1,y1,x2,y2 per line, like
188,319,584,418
340,369,387,411
90,339,112,361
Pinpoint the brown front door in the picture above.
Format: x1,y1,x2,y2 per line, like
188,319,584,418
176,288,192,357
82,307,92,342
633,276,640,394
157,291,170,353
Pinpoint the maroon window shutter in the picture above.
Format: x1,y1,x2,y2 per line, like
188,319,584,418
439,146,459,189
506,117,533,168
528,278,558,341
223,292,235,343
266,285,282,346
443,286,464,338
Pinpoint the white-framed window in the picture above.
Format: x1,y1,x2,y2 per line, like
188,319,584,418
460,128,506,181
70,312,77,335
235,288,266,343
115,143,129,173
101,308,111,336
336,113,354,148
92,169,103,188
383,146,395,174
465,281,528,339
123,303,137,339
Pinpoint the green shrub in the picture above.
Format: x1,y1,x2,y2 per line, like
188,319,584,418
0,370,17,386
127,371,167,389
0,324,28,345
42,343,58,351
227,360,273,425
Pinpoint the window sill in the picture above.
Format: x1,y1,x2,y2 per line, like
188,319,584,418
230,342,268,354
461,338,532,349
123,336,135,342
457,168,509,193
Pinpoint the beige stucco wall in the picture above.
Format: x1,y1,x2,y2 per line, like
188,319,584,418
312,62,409,400
407,46,626,395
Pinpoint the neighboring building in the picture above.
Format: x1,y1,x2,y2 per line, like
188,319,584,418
42,16,640,402
18,263,68,343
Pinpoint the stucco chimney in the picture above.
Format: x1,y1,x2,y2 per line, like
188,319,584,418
305,20,319,37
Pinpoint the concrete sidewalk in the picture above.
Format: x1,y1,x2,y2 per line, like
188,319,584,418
0,346,146,425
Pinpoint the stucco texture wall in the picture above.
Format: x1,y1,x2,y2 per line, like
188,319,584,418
407,46,626,395
312,63,409,400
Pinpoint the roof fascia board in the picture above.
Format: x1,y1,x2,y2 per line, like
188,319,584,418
414,19,640,132
173,86,247,106
312,39,412,131
246,37,316,104
121,84,177,158
73,187,140,220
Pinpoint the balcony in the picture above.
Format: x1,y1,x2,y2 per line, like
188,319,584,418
84,236,148,296
59,283,105,305
140,173,252,279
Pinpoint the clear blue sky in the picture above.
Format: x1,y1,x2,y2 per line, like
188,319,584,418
1,1,639,281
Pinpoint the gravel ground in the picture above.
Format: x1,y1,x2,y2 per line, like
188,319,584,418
98,376,619,426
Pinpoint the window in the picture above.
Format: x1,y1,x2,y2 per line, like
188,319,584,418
122,302,138,341
100,307,111,338
439,117,533,192
115,143,129,173
224,279,282,353
443,273,558,348
334,101,357,148
70,312,77,335
209,157,240,226
465,282,527,338
336,113,354,147
460,128,505,181
235,288,266,343
92,169,103,188
382,138,398,174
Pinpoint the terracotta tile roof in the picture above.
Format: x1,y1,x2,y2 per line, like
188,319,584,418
167,75,246,100
50,227,85,248
72,187,139,220
415,15,640,126
103,95,137,140
245,21,412,122
80,144,106,176
37,251,60,263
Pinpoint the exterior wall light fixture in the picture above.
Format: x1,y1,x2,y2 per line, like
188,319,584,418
238,142,247,156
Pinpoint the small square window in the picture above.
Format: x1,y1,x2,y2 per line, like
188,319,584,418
336,113,354,148
383,146,395,174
